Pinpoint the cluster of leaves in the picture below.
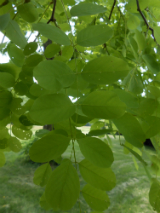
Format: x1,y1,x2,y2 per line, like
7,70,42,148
1,0,160,212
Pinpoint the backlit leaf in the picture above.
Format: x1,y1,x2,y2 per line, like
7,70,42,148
82,56,130,84
0,72,15,88
45,159,80,211
70,3,106,16
33,163,52,187
5,20,27,48
0,13,10,31
29,94,75,125
32,23,70,45
8,137,22,153
149,179,160,212
80,90,126,119
23,42,38,56
82,184,110,211
79,159,116,191
78,137,114,168
29,133,70,162
17,2,39,23
112,113,145,148
77,25,113,47
33,60,75,91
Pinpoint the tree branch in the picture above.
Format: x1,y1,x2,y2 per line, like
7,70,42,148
109,0,116,20
136,0,156,41
47,0,57,24
34,0,58,42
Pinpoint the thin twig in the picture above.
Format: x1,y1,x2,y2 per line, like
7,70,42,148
34,0,58,42
109,0,116,20
136,0,156,41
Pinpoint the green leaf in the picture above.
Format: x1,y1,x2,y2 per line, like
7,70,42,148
71,113,92,125
32,23,70,45
112,113,145,148
122,144,147,166
25,54,43,67
127,13,140,30
0,138,8,149
17,2,39,23
142,54,160,74
33,60,75,91
45,159,80,211
154,26,160,45
44,43,60,58
12,125,32,140
70,3,106,16
5,20,27,48
29,94,75,125
33,163,52,187
0,90,12,107
82,184,110,211
140,116,160,138
23,42,38,56
61,45,73,60
114,89,139,113
147,85,160,98
0,72,15,89
29,133,70,163
8,137,22,153
0,151,5,167
80,90,126,119
7,43,25,67
136,98,159,117
82,56,130,84
134,29,146,52
87,129,112,137
79,159,116,191
78,137,114,168
0,13,10,31
149,179,160,212
122,70,143,94
77,25,113,47
40,192,52,211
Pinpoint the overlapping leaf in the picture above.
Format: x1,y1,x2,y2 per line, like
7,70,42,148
29,133,70,162
29,94,75,124
82,56,130,84
79,159,116,190
78,137,114,168
45,159,80,211
80,90,126,119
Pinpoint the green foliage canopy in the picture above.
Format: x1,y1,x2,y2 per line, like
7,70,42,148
1,0,160,212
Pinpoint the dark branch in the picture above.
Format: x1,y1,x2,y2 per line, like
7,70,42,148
109,0,116,20
136,0,156,42
47,0,57,24
34,0,57,42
